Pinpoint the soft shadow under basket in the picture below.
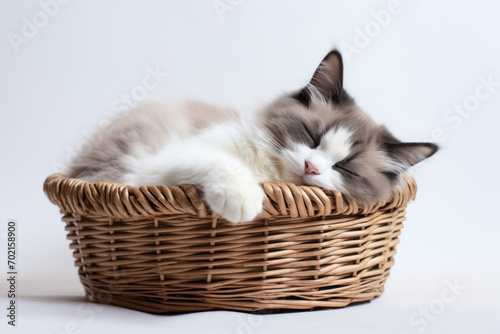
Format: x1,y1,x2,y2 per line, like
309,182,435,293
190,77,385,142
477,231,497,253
44,173,417,314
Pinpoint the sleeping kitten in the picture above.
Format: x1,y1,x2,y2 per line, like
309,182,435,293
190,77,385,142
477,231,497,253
68,50,437,223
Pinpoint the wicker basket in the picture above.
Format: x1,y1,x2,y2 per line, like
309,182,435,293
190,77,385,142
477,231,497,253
43,173,417,314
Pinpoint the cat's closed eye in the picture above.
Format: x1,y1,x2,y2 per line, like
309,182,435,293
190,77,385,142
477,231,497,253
332,153,360,177
332,161,359,177
301,122,319,148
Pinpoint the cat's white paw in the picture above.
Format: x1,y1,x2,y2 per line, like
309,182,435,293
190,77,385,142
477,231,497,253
204,181,264,224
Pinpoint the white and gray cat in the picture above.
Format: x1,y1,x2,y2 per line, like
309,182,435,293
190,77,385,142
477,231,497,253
68,50,438,223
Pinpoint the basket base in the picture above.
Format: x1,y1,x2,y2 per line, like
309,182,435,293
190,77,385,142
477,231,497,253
79,269,391,314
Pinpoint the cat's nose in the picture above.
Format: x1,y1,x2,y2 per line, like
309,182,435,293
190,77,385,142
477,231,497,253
305,160,320,175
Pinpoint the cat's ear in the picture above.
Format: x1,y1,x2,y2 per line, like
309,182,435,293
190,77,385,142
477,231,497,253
294,50,344,106
386,142,439,169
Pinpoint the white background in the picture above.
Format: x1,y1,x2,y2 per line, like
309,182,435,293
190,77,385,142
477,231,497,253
1,0,499,333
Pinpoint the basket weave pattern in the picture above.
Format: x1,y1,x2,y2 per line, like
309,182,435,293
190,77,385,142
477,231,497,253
44,173,416,313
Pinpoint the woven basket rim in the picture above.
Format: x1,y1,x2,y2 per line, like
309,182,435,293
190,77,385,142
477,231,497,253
43,173,417,221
